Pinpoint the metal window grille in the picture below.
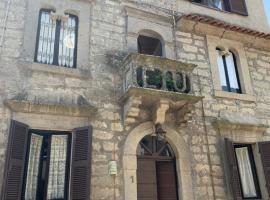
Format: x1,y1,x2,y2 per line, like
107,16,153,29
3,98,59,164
35,10,78,68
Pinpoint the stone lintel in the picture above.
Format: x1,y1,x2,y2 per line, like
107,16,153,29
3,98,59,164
212,111,269,132
5,100,97,117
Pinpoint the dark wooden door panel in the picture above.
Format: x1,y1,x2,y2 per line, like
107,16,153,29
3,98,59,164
137,171,157,184
137,159,157,200
156,161,178,200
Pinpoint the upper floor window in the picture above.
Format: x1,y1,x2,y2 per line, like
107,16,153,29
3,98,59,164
216,48,241,93
191,0,248,15
137,35,162,56
193,0,226,10
35,9,78,68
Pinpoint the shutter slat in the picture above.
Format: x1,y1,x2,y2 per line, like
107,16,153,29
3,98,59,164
2,120,29,200
70,126,92,200
258,141,270,194
227,0,248,16
225,138,243,200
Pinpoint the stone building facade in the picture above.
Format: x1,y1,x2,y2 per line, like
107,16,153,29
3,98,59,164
0,0,270,200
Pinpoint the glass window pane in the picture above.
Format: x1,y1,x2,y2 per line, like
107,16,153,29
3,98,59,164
47,135,68,200
36,10,56,64
58,15,77,68
225,52,240,91
235,147,257,198
24,134,44,200
216,50,227,89
208,0,225,9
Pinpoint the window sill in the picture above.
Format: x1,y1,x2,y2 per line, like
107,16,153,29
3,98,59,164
214,90,256,102
29,62,91,79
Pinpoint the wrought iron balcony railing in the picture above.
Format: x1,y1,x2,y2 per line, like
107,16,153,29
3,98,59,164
122,53,197,95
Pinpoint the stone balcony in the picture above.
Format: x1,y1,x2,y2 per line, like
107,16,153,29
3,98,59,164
120,53,204,125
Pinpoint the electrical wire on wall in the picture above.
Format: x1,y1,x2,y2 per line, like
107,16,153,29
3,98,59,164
0,0,12,55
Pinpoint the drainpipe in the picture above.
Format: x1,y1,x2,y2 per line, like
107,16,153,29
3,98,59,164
172,10,179,60
0,0,12,54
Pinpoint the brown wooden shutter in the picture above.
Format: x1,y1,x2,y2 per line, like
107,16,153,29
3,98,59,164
258,141,270,195
70,126,92,200
1,120,29,200
227,0,248,16
225,138,243,200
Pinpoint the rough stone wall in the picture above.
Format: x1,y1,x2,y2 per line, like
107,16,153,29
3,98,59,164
0,0,269,200
0,0,28,190
176,30,270,200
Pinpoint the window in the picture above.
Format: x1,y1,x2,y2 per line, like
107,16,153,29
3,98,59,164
191,0,248,15
225,139,270,200
137,35,162,56
23,131,71,200
35,9,78,68
216,48,241,93
193,0,226,10
2,120,92,200
234,144,261,199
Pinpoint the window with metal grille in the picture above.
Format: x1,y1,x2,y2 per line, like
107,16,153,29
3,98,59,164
216,48,242,93
34,9,78,68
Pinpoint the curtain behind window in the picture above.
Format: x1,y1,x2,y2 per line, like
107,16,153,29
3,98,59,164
58,15,77,68
36,11,56,64
216,50,227,89
225,52,240,91
24,134,43,200
235,147,257,198
47,135,68,199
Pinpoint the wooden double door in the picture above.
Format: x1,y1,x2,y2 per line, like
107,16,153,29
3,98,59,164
137,135,178,200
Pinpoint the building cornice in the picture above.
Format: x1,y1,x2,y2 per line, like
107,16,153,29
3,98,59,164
177,13,270,49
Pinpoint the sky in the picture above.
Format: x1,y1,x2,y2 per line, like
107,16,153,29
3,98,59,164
264,0,270,26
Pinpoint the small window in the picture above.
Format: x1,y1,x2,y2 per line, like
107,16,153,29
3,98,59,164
216,48,241,93
35,9,78,68
234,144,261,199
193,0,226,10
191,0,248,15
23,131,71,200
137,35,162,56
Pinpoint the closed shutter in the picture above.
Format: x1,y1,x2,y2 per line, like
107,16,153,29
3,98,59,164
70,126,92,200
258,141,270,195
227,0,248,16
225,138,243,200
2,120,29,200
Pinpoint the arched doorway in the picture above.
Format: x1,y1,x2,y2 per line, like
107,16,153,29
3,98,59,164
136,135,178,200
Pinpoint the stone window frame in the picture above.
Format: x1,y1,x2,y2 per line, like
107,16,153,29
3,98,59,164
34,9,79,68
207,35,255,102
214,120,269,200
124,6,175,59
123,122,194,200
22,1,91,72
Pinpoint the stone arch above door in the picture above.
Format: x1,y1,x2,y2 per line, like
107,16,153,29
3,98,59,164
123,121,194,200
